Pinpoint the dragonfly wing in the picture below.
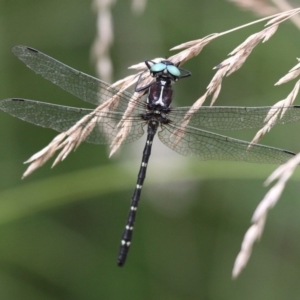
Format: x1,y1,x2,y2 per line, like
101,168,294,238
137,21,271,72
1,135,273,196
169,106,300,130
158,123,295,164
0,98,146,145
12,46,146,112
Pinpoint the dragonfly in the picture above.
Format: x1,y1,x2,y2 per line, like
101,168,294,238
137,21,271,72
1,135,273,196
1,45,300,266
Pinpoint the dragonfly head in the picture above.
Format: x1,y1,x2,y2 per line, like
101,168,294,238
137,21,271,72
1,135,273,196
148,60,181,82
135,59,192,93
145,59,192,82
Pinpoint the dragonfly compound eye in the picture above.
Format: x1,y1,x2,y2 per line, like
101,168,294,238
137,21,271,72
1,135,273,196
150,62,166,74
166,65,181,78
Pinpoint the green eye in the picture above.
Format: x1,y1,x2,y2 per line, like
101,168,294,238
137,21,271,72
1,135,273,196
167,65,181,77
149,62,181,78
150,62,166,73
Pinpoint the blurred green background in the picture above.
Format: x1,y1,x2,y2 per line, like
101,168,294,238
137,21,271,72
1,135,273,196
0,0,300,299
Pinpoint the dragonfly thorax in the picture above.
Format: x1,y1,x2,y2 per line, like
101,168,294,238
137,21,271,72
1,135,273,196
147,80,173,109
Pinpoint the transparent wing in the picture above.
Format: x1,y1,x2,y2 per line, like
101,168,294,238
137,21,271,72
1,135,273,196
168,106,300,130
0,98,146,145
12,45,147,112
12,46,300,132
158,123,294,164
